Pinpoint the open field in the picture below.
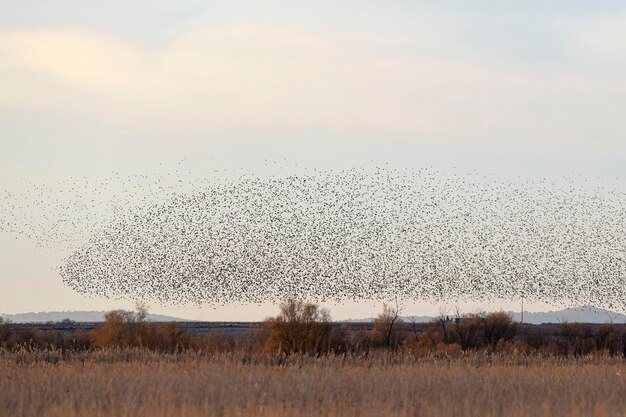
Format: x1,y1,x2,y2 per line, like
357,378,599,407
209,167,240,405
2,349,626,417
3,305,626,416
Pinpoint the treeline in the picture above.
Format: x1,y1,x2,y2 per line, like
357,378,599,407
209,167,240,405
1,300,626,358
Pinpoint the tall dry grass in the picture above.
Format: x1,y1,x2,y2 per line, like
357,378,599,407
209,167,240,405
2,349,626,417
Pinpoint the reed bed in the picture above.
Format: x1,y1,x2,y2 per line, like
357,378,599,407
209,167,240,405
2,349,626,417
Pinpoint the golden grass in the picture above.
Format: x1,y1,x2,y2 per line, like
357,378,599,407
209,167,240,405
2,349,626,417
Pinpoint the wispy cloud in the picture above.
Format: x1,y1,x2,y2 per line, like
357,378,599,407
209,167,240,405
0,22,625,151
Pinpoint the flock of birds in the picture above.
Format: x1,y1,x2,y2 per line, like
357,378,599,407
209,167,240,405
3,167,626,310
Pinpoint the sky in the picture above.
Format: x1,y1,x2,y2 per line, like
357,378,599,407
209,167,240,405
2,1,626,320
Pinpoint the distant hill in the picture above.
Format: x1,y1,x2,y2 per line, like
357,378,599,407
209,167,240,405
507,306,626,324
4,306,625,324
0,311,189,323
348,306,626,324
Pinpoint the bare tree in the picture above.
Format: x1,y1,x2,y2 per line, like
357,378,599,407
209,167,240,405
135,301,149,322
372,299,405,349
264,298,331,355
435,305,450,343
409,316,422,343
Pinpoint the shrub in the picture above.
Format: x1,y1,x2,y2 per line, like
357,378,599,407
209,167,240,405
264,298,331,355
91,309,141,349
329,323,353,354
594,323,620,356
481,311,518,349
453,314,484,350
91,303,192,352
196,331,235,353
559,322,595,357
0,318,11,346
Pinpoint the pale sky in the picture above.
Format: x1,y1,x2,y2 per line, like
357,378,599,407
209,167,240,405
1,1,626,320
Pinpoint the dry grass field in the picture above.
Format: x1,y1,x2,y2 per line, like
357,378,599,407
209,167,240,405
2,349,626,417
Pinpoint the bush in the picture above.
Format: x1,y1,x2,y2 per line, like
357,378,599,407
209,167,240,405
0,319,11,346
594,323,620,356
329,323,353,354
91,304,192,352
91,309,141,349
263,299,331,355
437,312,518,351
559,322,595,357
453,314,484,350
196,331,236,353
481,311,518,349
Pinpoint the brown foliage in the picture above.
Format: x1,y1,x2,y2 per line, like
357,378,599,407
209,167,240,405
481,311,518,349
370,302,405,349
196,331,236,353
0,319,11,344
91,310,140,348
3,305,625,361
417,311,517,352
0,318,91,351
5,350,626,417
264,298,332,355
453,313,484,350
328,323,353,354
91,306,191,352
593,323,620,355
559,322,595,357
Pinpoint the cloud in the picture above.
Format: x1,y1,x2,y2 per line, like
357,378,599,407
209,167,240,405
0,24,625,150
0,27,390,128
0,26,457,134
